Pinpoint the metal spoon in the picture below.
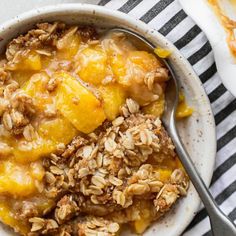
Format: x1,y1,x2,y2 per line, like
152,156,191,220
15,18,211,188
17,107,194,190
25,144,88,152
110,27,236,236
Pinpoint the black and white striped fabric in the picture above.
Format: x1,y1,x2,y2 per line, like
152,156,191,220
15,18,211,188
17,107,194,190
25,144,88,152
96,0,236,235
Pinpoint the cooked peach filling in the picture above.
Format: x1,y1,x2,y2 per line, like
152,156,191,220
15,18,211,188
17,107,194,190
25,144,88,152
0,23,190,236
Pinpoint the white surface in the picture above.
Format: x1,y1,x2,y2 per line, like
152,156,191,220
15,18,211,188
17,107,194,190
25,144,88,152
0,0,99,23
180,0,236,97
0,3,216,236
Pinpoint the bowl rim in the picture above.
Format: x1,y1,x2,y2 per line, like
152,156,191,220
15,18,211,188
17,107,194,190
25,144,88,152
0,3,216,236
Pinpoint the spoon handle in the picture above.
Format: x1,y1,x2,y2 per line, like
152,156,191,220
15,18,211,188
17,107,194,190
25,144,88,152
169,122,236,236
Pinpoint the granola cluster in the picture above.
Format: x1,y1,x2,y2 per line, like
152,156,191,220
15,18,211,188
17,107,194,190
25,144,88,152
27,100,189,236
0,72,35,149
6,22,97,66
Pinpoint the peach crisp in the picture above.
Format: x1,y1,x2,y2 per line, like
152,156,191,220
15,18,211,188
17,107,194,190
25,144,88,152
0,23,189,236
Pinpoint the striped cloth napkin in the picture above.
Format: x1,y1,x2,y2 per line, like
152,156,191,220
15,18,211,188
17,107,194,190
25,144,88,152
96,0,236,235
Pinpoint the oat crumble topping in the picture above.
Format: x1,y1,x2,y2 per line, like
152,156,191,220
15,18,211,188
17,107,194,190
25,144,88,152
25,102,188,235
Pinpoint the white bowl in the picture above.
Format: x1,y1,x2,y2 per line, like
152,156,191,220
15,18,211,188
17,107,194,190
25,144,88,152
0,4,216,236
180,0,236,97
